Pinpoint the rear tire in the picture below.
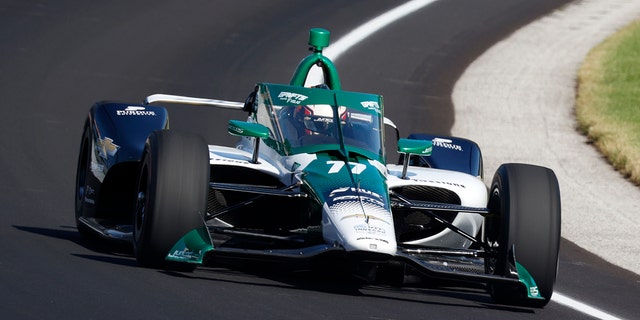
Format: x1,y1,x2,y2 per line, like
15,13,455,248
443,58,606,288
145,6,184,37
133,130,209,270
74,122,95,239
484,163,561,308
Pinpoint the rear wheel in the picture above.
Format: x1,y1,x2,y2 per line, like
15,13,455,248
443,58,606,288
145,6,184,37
484,163,561,308
74,122,95,238
133,130,210,270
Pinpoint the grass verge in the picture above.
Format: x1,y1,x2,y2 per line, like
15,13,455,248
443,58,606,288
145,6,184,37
576,19,640,186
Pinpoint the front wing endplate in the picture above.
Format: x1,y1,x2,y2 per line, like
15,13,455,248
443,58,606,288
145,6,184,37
516,262,544,300
166,227,214,264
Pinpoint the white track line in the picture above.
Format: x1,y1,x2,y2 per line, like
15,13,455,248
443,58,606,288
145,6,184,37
552,292,624,320
324,0,438,61
305,0,437,86
315,1,626,319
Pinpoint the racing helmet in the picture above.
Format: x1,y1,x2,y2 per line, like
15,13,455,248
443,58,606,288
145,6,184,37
293,104,347,135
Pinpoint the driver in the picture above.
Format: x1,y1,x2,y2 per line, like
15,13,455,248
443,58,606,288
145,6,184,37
296,104,340,135
278,104,347,145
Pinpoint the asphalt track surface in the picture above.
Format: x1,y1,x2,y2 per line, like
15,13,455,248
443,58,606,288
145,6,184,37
1,1,639,319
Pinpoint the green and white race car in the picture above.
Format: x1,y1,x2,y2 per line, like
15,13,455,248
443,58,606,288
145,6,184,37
75,28,561,308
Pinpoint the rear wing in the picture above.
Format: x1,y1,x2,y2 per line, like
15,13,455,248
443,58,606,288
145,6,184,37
144,94,244,110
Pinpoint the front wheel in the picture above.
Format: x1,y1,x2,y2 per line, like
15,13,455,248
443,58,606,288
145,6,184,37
484,163,561,308
133,130,210,270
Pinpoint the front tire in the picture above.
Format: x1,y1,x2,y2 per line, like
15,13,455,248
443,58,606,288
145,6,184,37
484,163,561,308
133,130,209,270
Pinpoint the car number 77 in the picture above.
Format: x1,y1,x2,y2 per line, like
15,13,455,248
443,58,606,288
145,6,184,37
327,161,366,174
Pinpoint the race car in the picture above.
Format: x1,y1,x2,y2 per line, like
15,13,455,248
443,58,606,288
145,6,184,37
74,28,561,308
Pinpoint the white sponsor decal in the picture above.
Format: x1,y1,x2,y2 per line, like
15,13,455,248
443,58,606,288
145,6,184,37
354,224,386,235
277,91,308,104
350,112,373,123
168,249,201,260
329,186,382,200
117,106,156,116
355,236,389,244
360,101,380,113
228,125,244,135
432,137,463,151
412,178,467,189
530,286,539,296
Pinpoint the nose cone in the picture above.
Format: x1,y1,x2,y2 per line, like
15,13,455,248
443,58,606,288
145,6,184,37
340,215,397,255
322,195,397,256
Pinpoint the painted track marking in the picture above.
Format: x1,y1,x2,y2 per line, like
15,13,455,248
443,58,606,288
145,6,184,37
552,292,624,320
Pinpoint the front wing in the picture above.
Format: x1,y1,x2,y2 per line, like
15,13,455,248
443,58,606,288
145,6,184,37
165,194,544,302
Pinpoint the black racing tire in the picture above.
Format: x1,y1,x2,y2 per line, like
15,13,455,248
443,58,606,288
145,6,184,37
484,163,561,308
133,130,209,270
74,121,94,239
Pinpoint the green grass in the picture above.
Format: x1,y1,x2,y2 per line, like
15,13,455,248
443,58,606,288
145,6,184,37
576,19,640,186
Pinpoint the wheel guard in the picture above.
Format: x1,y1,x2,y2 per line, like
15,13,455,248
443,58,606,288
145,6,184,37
166,226,214,264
